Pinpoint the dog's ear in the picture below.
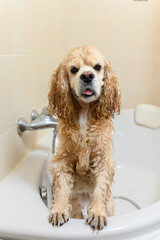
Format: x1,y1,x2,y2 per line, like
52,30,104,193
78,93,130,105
48,61,76,123
91,60,121,120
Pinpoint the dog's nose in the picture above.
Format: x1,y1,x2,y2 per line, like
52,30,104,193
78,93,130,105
80,71,95,83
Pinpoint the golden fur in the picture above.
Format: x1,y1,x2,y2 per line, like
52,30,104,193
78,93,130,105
48,45,121,230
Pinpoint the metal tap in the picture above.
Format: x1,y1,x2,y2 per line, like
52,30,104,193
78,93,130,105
17,107,58,153
17,107,57,135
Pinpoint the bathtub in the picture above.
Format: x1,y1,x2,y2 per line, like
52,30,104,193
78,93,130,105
0,109,160,240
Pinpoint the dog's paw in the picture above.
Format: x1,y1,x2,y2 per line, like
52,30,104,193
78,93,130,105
86,213,107,230
49,212,69,227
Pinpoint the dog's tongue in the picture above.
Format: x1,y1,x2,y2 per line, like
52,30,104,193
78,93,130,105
82,90,93,95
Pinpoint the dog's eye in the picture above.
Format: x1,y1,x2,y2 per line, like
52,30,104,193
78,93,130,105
71,67,79,74
94,64,101,71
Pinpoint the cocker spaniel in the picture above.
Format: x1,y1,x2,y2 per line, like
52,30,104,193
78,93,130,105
48,45,121,230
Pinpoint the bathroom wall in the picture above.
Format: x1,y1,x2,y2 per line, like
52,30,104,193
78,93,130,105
0,0,67,182
68,0,160,108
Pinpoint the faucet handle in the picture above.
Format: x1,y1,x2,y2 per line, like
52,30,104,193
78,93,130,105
41,106,58,121
42,106,49,116
17,118,29,135
31,110,39,121
31,106,49,121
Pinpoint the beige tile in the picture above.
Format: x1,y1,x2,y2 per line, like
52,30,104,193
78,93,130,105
114,56,160,109
0,124,49,182
12,0,67,54
39,54,64,92
103,55,125,95
68,17,114,54
12,0,44,54
0,0,13,53
43,54,64,73
151,92,160,106
68,0,114,17
121,90,160,109
49,0,68,14
115,0,160,17
43,1,68,54
121,91,139,109
125,57,160,93
109,56,128,94
16,55,46,117
37,54,65,104
121,90,133,109
134,91,160,107
106,56,116,70
0,56,18,134
0,125,30,182
113,17,160,56
16,54,64,117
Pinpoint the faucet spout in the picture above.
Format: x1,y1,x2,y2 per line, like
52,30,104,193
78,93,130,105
17,107,58,154
17,113,57,135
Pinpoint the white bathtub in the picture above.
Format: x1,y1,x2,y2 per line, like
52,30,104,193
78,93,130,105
0,109,160,240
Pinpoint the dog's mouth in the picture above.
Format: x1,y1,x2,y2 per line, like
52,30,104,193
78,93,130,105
82,88,96,98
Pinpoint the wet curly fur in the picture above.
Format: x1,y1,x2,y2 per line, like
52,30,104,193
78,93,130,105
48,45,121,230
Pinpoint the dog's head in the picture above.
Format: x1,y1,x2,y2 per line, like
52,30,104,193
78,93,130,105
66,46,105,104
48,45,121,123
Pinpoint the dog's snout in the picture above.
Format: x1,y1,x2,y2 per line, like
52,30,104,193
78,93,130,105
80,71,95,83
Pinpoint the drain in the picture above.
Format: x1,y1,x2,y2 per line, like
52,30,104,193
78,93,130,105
113,195,141,210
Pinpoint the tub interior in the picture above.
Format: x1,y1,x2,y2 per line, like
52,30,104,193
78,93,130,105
39,110,160,217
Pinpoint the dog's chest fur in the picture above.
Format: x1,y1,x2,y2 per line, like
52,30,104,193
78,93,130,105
74,107,90,175
79,108,88,132
58,112,112,176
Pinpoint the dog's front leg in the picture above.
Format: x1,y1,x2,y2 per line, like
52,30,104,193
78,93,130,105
87,169,113,230
49,158,73,226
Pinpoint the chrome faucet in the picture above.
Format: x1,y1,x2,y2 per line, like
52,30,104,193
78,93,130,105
17,106,58,153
